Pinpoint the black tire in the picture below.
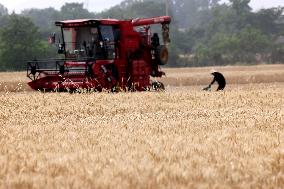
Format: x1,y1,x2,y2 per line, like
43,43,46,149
155,45,169,65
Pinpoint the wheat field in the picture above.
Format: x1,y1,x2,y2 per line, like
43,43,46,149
0,64,284,188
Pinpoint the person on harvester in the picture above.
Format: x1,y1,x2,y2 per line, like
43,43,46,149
203,71,226,91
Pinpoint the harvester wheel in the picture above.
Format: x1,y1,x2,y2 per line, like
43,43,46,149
152,81,165,91
155,45,169,65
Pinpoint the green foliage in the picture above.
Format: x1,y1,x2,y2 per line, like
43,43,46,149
251,7,284,35
0,1,284,70
0,3,8,16
21,3,95,39
271,44,284,63
193,27,271,65
0,14,52,71
21,8,60,38
229,0,252,14
185,1,283,66
60,3,95,20
168,0,221,28
238,27,270,53
98,1,166,19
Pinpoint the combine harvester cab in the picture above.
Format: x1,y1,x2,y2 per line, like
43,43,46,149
27,16,171,92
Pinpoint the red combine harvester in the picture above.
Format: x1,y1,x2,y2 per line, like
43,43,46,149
27,16,171,91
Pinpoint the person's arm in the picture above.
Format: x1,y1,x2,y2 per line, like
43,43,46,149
209,77,216,87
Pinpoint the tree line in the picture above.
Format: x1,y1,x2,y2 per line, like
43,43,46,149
0,0,283,71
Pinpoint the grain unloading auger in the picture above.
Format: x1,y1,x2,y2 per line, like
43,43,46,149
27,16,171,92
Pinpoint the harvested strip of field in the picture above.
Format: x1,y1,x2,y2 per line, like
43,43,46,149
159,64,284,86
1,64,284,92
0,83,283,188
0,72,31,92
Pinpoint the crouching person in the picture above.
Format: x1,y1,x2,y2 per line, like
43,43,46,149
203,70,226,91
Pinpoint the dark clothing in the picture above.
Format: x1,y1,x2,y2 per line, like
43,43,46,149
210,72,226,91
151,33,160,47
